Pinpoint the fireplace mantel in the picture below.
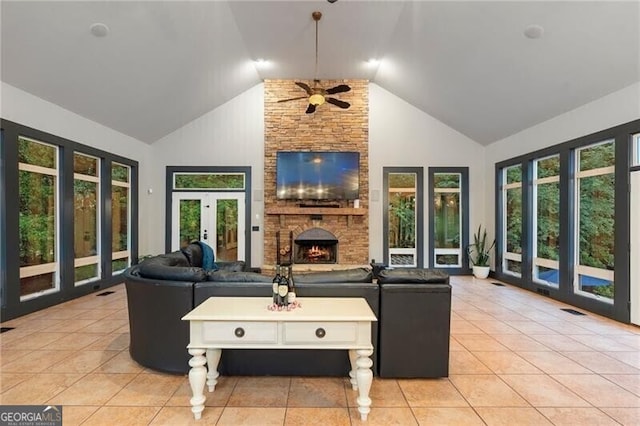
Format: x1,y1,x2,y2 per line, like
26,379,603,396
265,207,366,226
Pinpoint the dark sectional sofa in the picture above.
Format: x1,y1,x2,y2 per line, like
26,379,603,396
124,243,451,378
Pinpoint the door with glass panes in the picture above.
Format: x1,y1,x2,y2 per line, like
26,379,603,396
171,192,245,262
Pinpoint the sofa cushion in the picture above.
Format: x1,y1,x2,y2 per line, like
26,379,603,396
181,242,203,267
216,261,246,272
294,268,373,284
377,268,449,284
207,270,272,282
138,252,207,282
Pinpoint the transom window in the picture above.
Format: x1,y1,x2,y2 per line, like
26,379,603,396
173,173,245,190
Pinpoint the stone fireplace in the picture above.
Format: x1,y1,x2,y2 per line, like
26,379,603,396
263,79,369,267
294,228,338,264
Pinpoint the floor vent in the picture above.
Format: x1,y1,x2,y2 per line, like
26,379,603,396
491,282,505,286
537,287,550,296
561,308,586,316
96,291,115,296
1,327,15,333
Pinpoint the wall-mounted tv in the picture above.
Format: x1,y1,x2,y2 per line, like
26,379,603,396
276,151,360,200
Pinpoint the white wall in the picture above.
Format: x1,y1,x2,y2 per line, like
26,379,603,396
369,83,486,264
484,82,640,258
0,82,154,253
148,83,265,265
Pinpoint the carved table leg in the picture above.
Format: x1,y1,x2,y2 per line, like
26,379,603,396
355,348,374,421
205,348,221,392
188,348,207,420
348,349,358,390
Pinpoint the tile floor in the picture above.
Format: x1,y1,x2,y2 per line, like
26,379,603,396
1,276,639,425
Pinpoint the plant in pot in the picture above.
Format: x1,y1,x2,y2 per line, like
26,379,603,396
467,225,495,279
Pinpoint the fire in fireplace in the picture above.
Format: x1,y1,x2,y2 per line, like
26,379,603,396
294,228,338,264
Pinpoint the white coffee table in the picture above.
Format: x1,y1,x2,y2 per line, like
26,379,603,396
182,296,377,421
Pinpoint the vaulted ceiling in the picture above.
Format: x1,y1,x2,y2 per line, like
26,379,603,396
2,1,638,145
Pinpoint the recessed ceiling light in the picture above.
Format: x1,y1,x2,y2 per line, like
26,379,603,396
90,23,109,37
254,58,270,67
366,58,380,67
524,24,544,39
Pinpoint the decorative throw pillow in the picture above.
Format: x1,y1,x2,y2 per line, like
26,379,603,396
294,268,373,284
207,270,272,282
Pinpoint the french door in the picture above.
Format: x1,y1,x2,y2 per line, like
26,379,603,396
631,170,640,325
171,192,245,262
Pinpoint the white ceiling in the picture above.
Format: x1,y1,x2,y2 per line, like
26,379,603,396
2,1,639,145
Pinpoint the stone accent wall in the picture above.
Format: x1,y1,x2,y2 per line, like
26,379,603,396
264,79,369,266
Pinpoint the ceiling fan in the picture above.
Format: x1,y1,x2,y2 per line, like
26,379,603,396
277,11,351,114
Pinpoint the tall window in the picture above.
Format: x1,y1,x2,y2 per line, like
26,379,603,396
18,137,60,299
74,153,101,284
574,140,615,301
111,162,131,273
532,155,560,287
432,172,462,268
633,133,640,167
502,164,522,276
383,167,423,268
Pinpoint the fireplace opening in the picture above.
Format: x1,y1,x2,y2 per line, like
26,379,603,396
294,228,338,264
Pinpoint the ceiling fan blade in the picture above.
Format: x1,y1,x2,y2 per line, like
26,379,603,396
295,82,313,95
277,96,308,103
326,98,350,109
325,84,351,95
305,103,316,114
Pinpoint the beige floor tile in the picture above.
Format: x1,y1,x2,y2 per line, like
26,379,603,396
567,334,636,352
107,371,184,406
83,332,130,351
564,351,640,374
288,377,347,407
449,337,467,351
0,349,33,366
499,374,590,407
0,372,32,392
2,349,75,373
346,377,408,408
454,334,510,351
492,334,552,351
150,406,223,425
537,407,620,425
349,407,417,425
218,407,287,425
1,332,67,350
58,406,100,426
95,350,144,374
48,350,119,373
537,321,594,335
46,373,137,405
412,407,485,426
284,407,350,426
0,373,83,404
450,320,485,335
166,376,237,407
40,332,104,351
516,351,592,374
72,309,120,321
600,407,640,425
455,309,495,321
448,375,528,407
397,378,468,407
552,374,640,407
604,351,640,369
531,334,594,351
475,407,553,425
473,351,542,374
603,374,640,396
227,376,289,407
448,350,492,374
611,335,640,350
42,319,98,333
78,319,129,334
472,320,521,335
82,406,160,426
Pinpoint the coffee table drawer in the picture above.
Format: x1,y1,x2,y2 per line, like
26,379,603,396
202,322,277,344
284,322,357,344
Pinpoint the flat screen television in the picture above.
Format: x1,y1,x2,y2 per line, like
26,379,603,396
276,151,360,200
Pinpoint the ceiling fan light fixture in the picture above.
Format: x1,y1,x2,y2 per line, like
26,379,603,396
309,93,325,106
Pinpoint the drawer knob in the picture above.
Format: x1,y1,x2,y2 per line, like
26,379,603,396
234,327,245,338
315,328,326,338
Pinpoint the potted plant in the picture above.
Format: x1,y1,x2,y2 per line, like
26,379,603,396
468,225,495,279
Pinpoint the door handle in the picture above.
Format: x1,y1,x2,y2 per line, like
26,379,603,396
203,230,208,240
